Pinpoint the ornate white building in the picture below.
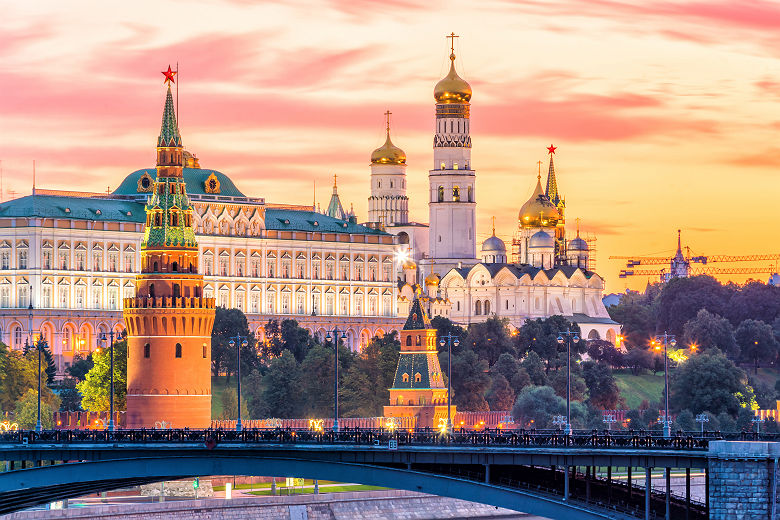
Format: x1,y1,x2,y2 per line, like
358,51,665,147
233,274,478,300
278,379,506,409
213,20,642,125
0,91,403,377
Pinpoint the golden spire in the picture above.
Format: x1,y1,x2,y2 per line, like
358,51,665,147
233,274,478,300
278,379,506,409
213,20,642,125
491,216,496,236
385,110,391,134
576,217,581,238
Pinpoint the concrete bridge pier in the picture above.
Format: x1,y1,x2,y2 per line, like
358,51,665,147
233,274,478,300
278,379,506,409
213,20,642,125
709,441,780,519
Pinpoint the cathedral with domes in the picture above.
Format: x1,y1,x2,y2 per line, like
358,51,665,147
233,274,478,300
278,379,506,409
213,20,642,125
362,38,619,344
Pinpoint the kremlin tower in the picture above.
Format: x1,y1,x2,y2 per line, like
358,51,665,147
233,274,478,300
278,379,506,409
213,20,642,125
425,34,477,273
123,68,215,428
384,294,452,428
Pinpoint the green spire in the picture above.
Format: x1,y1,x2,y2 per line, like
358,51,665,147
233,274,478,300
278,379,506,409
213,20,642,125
158,85,182,148
403,294,432,330
545,154,560,206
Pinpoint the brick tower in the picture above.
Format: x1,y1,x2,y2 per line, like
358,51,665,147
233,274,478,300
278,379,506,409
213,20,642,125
123,70,215,428
384,294,453,428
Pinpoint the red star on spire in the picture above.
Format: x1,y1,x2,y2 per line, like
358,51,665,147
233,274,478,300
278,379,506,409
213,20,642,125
162,65,176,85
547,144,557,155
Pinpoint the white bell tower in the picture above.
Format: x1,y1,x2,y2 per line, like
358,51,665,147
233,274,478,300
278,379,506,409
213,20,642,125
427,33,476,268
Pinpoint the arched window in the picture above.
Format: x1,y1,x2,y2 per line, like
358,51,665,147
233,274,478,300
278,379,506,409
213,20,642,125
173,284,180,299
202,344,208,358
415,373,422,383
153,261,159,272
402,373,409,382
149,284,155,298
175,343,182,358
453,186,460,201
172,261,178,272
406,336,412,346
416,335,421,346
475,300,482,315
144,343,151,358
467,186,473,202
484,300,491,315
397,396,404,405
437,186,444,202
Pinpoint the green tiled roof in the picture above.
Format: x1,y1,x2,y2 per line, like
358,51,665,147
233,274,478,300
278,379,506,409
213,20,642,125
114,168,247,198
392,353,433,389
403,296,432,330
143,177,198,249
265,209,388,235
0,194,145,222
158,86,182,147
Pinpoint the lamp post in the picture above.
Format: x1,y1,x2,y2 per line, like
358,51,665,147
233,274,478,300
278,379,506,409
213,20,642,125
98,330,120,431
652,332,676,438
438,332,460,433
325,327,347,432
228,334,249,431
28,304,43,433
603,413,617,431
695,413,709,434
557,329,580,435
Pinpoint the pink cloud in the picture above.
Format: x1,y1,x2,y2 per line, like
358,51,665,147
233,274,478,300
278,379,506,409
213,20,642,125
0,22,53,58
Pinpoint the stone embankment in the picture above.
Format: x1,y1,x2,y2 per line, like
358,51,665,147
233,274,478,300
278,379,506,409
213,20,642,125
1,490,541,520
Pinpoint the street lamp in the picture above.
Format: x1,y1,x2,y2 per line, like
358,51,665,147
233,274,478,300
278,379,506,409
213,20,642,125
695,413,709,434
603,413,617,431
557,329,580,435
28,304,43,433
228,335,249,431
439,332,460,433
325,327,347,432
653,332,676,438
552,415,566,431
752,416,765,435
98,330,120,431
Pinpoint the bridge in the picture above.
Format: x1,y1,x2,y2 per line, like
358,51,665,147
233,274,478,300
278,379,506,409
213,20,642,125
0,428,772,520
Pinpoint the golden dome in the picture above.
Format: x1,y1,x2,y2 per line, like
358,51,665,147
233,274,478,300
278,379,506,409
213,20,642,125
371,133,406,165
402,258,417,270
424,273,440,286
519,174,560,228
434,54,472,104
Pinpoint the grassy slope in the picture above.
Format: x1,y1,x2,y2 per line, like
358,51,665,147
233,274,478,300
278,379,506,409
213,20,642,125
613,370,664,410
211,376,230,419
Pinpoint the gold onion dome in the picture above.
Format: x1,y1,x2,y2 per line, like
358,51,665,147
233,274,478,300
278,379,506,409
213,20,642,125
519,174,560,228
434,54,472,104
424,273,440,286
371,134,406,165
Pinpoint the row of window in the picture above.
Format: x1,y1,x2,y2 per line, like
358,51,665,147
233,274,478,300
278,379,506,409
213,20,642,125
203,256,393,282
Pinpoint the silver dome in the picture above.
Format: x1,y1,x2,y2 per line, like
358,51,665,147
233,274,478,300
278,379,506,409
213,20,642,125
568,236,588,251
481,235,506,253
529,230,554,248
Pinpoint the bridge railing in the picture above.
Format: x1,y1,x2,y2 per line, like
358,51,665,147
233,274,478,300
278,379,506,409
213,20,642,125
0,427,731,450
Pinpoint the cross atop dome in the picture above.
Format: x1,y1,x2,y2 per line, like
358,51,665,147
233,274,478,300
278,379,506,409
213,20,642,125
447,32,459,59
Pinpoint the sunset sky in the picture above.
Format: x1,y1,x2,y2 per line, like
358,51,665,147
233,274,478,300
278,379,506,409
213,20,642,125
3,0,780,292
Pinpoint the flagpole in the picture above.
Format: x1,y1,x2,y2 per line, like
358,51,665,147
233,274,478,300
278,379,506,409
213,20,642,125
176,61,179,129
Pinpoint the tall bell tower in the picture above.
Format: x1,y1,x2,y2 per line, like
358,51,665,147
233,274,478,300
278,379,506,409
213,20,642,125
427,33,477,272
124,67,215,428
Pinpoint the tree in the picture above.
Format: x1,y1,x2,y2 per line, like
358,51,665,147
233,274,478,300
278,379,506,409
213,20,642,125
492,353,530,394
549,365,586,402
670,349,749,416
25,342,57,385
431,316,466,355
682,309,738,358
581,361,622,410
656,275,733,336
341,332,400,417
486,373,515,411
280,319,317,363
14,389,61,429
67,354,94,381
299,345,337,417
586,340,624,368
607,292,657,348
511,385,586,429
516,316,583,373
218,387,248,420
58,378,83,411
244,369,266,418
77,339,128,411
727,281,780,326
673,410,696,432
450,349,490,411
261,351,303,418
624,347,652,375
736,319,778,374
211,307,258,381
521,351,547,386
0,343,40,411
463,316,516,367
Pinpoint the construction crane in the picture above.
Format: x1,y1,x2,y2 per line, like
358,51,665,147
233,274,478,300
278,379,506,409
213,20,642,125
611,230,780,281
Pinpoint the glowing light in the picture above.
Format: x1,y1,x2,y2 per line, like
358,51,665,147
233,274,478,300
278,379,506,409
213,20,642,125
308,419,324,432
438,417,448,434
394,248,410,266
0,421,18,432
385,418,397,432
